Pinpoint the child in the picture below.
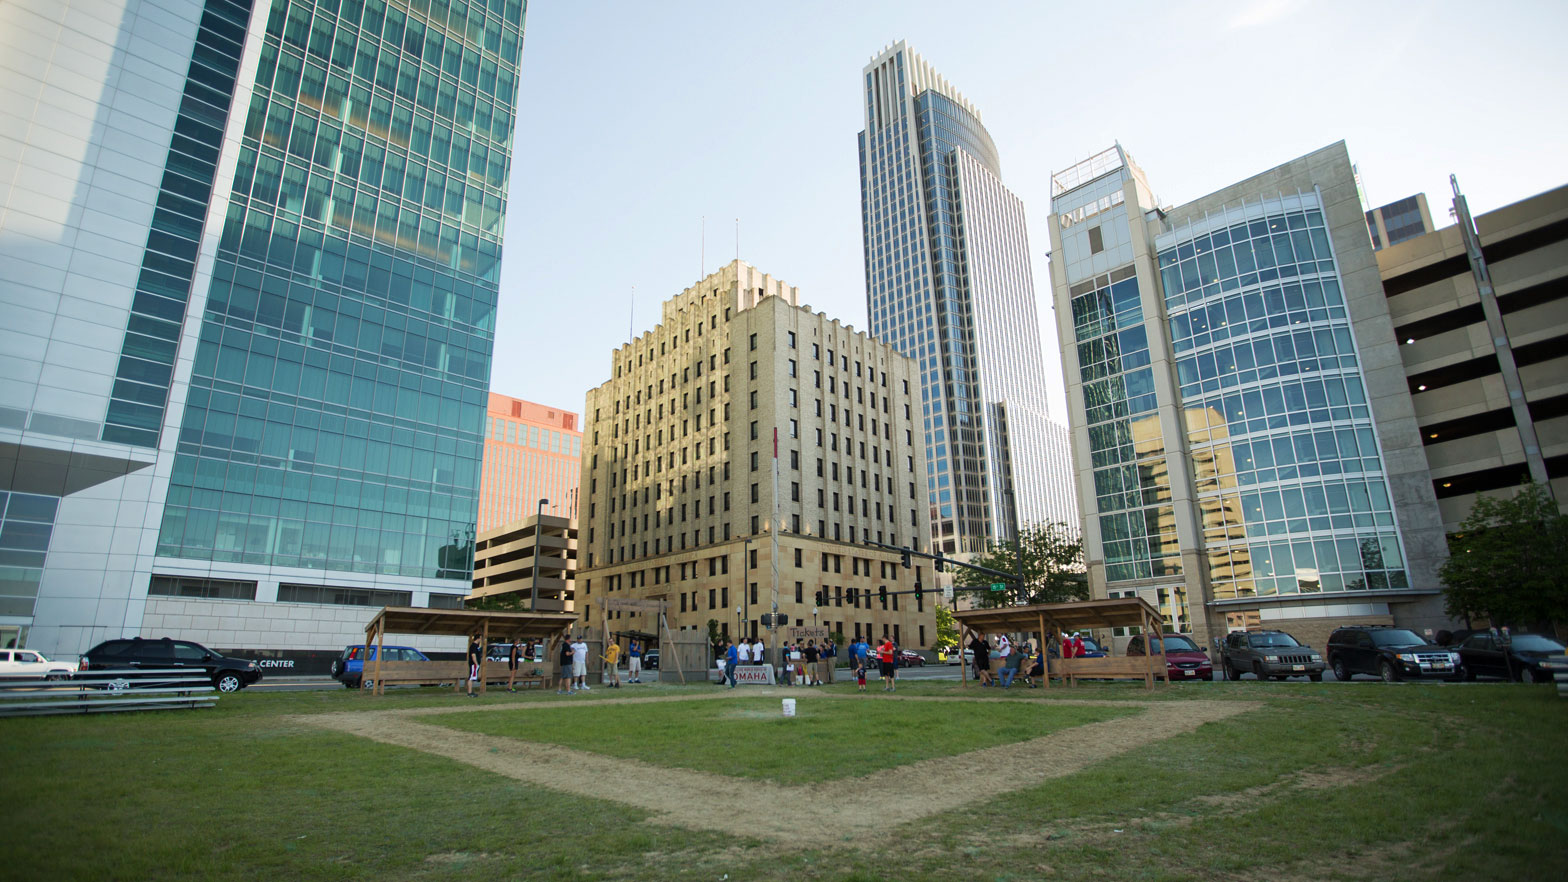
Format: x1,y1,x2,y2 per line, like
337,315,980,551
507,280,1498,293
855,658,867,693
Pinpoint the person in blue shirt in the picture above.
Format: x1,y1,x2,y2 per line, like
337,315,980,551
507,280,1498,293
724,639,739,688
628,639,643,683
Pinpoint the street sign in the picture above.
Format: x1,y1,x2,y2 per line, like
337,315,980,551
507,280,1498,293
942,586,954,603
989,582,1006,592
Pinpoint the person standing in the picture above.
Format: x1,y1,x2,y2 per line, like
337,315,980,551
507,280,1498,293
507,640,523,693
781,642,795,686
466,634,482,698
556,636,574,695
1061,630,1077,660
724,639,739,687
752,636,765,675
737,638,752,667
627,639,642,683
877,635,898,692
854,652,867,692
571,635,590,691
997,635,1014,688
802,640,819,686
854,636,870,678
969,632,993,686
823,638,837,683
601,640,622,689
1071,632,1087,659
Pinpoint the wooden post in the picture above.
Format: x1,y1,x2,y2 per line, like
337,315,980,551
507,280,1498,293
480,617,490,695
660,612,685,685
1037,612,1049,691
374,617,385,696
958,622,969,687
1155,607,1170,687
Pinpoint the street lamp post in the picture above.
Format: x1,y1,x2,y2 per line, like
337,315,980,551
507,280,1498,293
529,498,548,610
741,536,751,640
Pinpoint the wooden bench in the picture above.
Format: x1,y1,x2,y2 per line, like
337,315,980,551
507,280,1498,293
1053,655,1167,689
366,660,551,694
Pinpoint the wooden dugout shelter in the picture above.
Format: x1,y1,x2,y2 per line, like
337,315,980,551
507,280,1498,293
952,597,1170,690
362,607,581,696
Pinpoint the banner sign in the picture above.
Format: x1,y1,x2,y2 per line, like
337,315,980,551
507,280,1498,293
603,598,667,613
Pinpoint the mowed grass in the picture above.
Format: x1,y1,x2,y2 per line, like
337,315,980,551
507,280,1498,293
427,696,1136,783
1,681,1566,881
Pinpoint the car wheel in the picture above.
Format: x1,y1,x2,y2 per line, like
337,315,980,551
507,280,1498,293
329,659,342,679
1253,661,1266,681
1463,665,1476,681
1203,672,1213,681
1519,666,1540,684
1309,673,1323,682
1227,660,1244,680
107,677,131,691
45,672,68,682
1331,657,1349,681
343,680,357,689
362,678,374,690
1379,660,1400,683
214,672,244,693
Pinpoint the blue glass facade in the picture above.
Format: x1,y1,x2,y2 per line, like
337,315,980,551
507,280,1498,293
1158,203,1409,598
153,0,525,582
861,44,1059,553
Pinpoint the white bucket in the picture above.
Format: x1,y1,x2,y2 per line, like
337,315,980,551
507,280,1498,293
782,698,796,717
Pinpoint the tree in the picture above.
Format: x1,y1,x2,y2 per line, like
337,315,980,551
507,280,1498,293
933,604,959,649
954,521,1087,608
1440,482,1568,628
706,619,721,657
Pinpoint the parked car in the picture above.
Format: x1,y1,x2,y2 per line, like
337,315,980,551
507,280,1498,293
1220,629,1325,681
1126,633,1213,681
644,649,660,670
1326,626,1462,683
895,649,925,667
485,643,545,664
330,644,431,689
1045,636,1108,659
0,648,77,680
78,637,261,693
1454,632,1568,683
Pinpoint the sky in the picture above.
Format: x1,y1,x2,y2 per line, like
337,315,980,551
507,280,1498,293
491,0,1568,421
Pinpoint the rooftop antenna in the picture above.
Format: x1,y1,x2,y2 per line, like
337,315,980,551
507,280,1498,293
628,285,634,343
700,216,705,279
735,217,740,262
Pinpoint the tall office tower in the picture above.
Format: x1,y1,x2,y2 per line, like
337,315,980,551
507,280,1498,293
1379,182,1568,525
477,394,581,533
575,261,938,647
1047,143,1449,650
0,0,526,664
1366,195,1434,251
857,41,1072,558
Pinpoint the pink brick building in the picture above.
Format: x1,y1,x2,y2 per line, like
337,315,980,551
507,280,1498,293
478,393,582,532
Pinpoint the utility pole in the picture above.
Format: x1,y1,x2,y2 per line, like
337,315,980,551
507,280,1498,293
1451,175,1553,497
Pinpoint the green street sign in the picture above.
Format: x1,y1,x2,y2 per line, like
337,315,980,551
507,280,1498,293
989,582,1006,592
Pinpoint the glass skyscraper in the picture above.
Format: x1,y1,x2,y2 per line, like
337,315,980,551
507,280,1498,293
858,41,1072,557
0,0,525,661
1048,143,1449,647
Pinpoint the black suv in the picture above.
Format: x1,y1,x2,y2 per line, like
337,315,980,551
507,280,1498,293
80,637,262,693
1325,626,1462,683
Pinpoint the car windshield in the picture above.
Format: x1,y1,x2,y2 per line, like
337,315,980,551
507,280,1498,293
1080,637,1102,651
1249,633,1300,648
1511,635,1565,652
1153,636,1199,652
1369,629,1426,648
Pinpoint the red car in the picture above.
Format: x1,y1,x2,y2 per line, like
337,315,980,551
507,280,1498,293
1126,632,1213,681
895,649,925,667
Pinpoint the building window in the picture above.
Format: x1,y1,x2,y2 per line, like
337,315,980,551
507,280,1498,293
749,333,757,351
1088,225,1104,254
788,331,796,349
278,583,412,607
148,576,256,601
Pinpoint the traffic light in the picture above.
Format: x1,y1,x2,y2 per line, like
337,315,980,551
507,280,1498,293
900,548,911,569
934,556,945,573
815,589,825,606
879,585,888,607
914,582,923,600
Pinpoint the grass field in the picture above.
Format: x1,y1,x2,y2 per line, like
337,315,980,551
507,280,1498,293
2,679,1566,881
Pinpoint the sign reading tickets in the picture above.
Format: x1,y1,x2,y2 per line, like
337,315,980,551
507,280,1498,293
785,626,830,642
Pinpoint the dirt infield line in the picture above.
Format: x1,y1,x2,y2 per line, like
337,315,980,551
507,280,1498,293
298,696,1257,846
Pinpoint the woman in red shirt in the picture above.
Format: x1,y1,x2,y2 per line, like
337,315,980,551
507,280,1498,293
877,637,898,692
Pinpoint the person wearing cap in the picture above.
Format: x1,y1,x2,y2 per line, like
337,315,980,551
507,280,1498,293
1071,632,1086,658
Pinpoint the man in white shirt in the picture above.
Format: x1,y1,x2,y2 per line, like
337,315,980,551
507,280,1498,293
752,638,765,671
738,639,752,665
571,637,589,691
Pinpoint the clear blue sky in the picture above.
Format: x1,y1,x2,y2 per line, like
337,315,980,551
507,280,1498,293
492,0,1568,420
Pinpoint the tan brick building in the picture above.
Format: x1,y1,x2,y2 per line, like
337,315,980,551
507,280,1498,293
470,514,577,612
574,261,938,648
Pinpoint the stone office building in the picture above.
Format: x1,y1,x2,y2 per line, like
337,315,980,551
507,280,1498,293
574,261,939,649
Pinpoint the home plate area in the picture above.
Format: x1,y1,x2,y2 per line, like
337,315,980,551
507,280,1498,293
298,694,1257,847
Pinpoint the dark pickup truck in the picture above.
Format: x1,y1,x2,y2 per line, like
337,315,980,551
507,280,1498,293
1221,629,1325,681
